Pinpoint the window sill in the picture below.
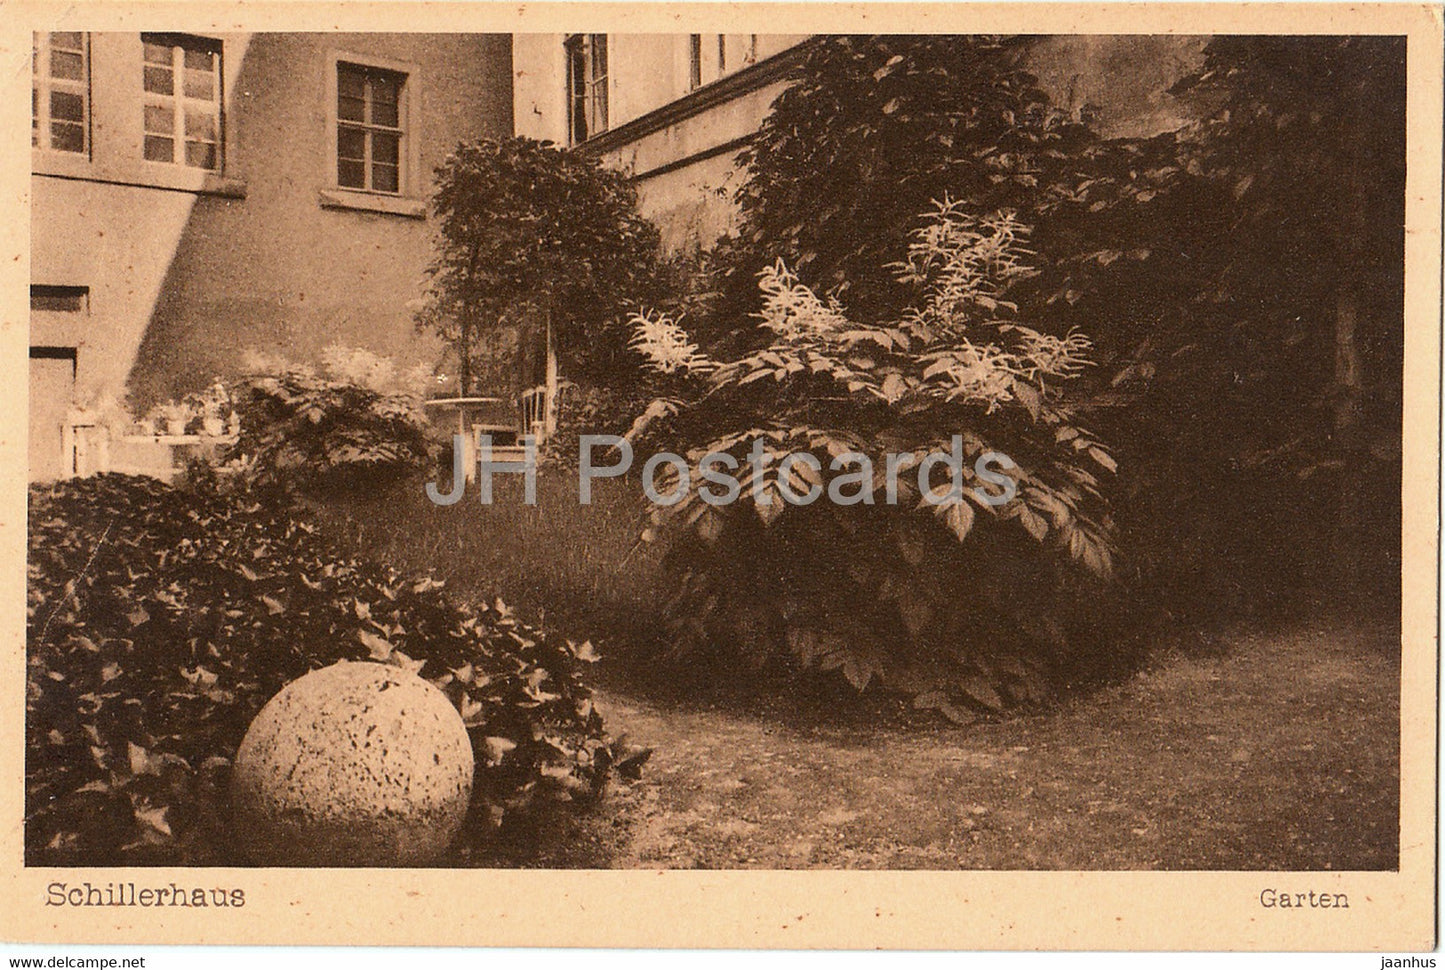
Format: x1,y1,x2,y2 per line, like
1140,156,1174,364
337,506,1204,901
33,150,247,198
318,188,426,219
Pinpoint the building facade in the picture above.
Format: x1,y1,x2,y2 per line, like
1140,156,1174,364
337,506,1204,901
512,34,1210,253
30,31,513,480
513,33,810,252
29,31,1211,481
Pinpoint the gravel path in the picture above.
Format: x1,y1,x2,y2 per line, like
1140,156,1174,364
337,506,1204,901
559,622,1399,870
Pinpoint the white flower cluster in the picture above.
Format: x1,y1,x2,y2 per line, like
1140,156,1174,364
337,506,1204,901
627,310,714,375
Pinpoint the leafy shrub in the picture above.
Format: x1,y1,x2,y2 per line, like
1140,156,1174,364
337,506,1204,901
712,33,1404,624
708,36,1124,337
26,474,625,866
626,203,1117,718
1108,37,1405,613
227,347,436,493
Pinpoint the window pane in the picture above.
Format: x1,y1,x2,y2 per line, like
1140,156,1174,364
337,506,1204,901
51,122,84,153
144,66,173,95
51,31,83,50
50,90,84,122
372,132,399,166
185,141,217,169
568,45,588,142
50,49,84,80
338,93,365,123
183,47,215,71
31,88,38,146
373,73,399,102
337,126,366,161
338,157,365,188
372,162,399,193
183,70,215,101
338,67,365,101
184,109,215,140
371,94,399,129
592,84,608,132
590,35,607,79
143,41,171,64
144,135,174,162
144,103,173,134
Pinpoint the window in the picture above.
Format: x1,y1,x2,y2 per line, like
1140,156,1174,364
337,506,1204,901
141,33,222,170
336,62,406,194
32,32,89,154
688,34,758,91
566,34,608,144
30,284,89,314
741,34,758,67
30,345,79,374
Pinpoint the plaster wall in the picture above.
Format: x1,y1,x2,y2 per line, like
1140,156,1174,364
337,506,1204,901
32,31,514,414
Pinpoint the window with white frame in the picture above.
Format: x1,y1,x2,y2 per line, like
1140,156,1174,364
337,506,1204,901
688,34,757,91
689,34,703,89
141,33,222,170
566,34,608,144
32,32,89,154
336,61,406,194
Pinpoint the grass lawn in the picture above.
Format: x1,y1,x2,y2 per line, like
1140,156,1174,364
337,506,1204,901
310,469,664,649
317,475,1399,871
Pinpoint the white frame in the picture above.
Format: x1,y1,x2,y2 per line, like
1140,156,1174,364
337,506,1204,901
139,33,223,172
31,31,90,156
325,49,419,199
688,33,759,92
565,33,609,144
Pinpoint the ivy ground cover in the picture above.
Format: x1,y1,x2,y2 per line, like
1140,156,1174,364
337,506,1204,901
25,474,621,866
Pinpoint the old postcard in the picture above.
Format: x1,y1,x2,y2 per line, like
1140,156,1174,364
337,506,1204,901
1,1,1439,953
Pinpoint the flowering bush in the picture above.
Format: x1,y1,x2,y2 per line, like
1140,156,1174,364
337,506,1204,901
626,203,1118,717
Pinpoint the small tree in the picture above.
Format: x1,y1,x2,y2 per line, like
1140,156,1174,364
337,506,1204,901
419,137,663,392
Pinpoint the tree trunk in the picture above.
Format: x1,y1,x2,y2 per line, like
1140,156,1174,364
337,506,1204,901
1330,103,1370,595
1333,288,1363,440
459,313,473,397
544,302,559,438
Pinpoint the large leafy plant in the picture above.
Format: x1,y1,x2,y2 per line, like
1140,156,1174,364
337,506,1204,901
627,203,1116,717
26,474,624,866
709,36,1186,339
710,32,1404,625
227,347,436,494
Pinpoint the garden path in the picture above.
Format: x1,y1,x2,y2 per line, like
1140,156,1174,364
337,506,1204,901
566,622,1398,870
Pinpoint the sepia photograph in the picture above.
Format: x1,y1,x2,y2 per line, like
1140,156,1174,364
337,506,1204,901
5,1,1440,953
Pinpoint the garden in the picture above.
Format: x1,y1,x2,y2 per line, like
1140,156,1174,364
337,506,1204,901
26,35,1403,869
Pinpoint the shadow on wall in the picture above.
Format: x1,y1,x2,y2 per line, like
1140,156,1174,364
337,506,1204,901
126,33,514,409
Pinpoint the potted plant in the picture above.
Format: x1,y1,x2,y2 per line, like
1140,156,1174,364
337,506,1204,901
197,381,233,436
150,401,192,437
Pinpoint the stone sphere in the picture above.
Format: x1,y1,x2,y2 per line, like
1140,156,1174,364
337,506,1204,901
231,661,474,866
